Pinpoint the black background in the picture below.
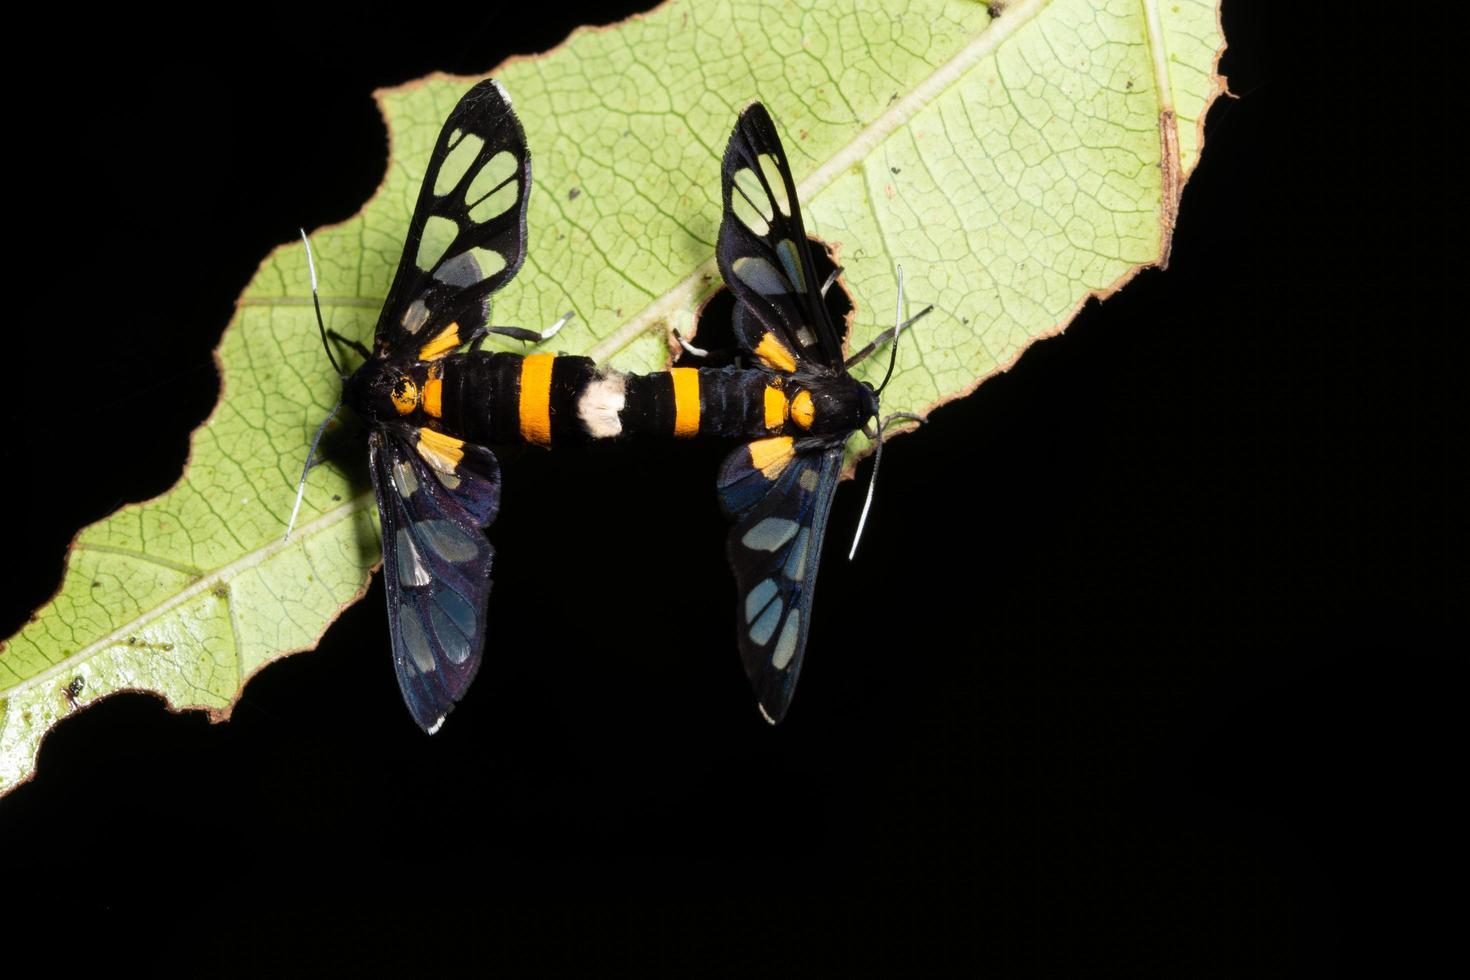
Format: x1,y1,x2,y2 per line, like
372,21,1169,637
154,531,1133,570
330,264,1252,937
3,2,1457,974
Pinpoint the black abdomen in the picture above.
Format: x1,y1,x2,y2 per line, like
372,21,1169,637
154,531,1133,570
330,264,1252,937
439,351,787,448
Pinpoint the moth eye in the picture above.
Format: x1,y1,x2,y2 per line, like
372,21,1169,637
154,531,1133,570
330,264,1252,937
433,129,486,197
731,167,772,236
466,150,520,222
398,604,436,672
757,153,791,216
771,610,801,670
732,256,788,296
416,215,459,272
742,516,799,552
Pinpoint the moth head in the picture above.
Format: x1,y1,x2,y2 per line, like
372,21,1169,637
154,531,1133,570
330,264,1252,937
345,359,418,424
802,378,879,439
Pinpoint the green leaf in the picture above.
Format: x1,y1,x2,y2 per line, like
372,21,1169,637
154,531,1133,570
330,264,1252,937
0,0,1226,792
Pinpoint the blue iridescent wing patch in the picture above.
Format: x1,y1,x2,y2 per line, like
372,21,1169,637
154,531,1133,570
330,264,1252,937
718,442,844,723
369,429,498,732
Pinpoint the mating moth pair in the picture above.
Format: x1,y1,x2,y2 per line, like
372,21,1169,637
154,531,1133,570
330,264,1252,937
305,80,923,732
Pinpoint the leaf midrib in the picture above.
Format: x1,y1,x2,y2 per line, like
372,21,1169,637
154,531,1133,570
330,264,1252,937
6,493,375,699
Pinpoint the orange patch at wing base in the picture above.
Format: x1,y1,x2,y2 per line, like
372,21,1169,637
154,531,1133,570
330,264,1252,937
747,436,794,479
416,427,465,473
418,322,462,362
754,332,798,373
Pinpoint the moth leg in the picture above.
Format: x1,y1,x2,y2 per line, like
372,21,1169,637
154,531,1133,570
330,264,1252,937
326,329,373,362
670,327,751,369
672,328,710,359
842,303,934,370
468,311,574,351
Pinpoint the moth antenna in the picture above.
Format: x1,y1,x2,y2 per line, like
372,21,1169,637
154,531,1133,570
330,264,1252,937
300,229,347,380
871,265,913,395
848,435,883,561
846,411,923,561
851,266,936,559
284,399,343,542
